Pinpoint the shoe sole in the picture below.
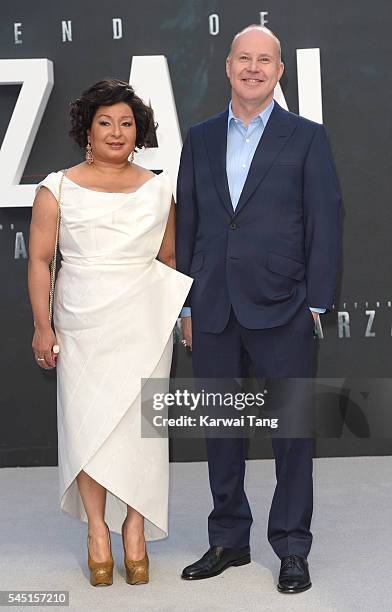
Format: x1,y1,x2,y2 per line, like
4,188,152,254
90,579,113,587
277,581,312,594
181,553,251,580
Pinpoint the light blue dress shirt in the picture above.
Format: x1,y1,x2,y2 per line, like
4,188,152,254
226,99,274,210
181,100,325,317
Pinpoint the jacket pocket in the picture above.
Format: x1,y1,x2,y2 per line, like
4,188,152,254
267,252,305,281
273,161,300,166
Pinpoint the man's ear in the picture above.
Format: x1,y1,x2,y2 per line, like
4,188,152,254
226,56,231,80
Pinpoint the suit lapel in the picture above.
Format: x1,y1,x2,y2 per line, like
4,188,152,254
233,103,297,217
203,110,233,216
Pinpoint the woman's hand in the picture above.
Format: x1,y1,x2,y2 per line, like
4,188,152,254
32,326,58,369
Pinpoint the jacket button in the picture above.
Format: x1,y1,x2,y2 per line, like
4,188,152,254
230,223,237,230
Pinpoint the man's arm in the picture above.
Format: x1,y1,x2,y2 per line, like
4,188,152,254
176,128,198,347
303,124,342,310
176,128,198,308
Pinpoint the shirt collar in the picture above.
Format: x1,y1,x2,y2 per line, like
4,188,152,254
227,99,275,130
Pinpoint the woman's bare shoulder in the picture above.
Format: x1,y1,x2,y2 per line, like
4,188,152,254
64,162,87,181
132,164,155,180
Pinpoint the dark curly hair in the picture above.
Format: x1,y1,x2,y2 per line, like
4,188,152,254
69,79,156,150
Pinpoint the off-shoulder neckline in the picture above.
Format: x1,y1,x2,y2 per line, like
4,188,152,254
61,170,164,195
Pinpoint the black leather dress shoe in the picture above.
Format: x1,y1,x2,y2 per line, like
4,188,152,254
181,546,251,580
277,555,312,593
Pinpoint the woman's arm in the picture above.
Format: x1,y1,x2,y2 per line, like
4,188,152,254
157,198,192,349
157,199,176,269
28,187,59,369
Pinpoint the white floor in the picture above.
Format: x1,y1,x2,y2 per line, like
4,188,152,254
0,457,391,611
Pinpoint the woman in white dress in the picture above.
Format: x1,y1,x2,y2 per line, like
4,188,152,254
28,79,192,586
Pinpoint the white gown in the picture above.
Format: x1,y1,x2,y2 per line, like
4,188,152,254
36,171,192,540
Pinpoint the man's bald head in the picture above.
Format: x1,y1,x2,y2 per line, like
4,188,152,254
228,25,282,62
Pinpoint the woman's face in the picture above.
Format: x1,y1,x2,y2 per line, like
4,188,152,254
87,101,136,163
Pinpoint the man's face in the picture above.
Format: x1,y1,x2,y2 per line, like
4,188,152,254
226,30,284,107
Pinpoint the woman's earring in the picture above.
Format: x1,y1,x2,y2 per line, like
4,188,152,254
86,141,94,164
130,151,134,163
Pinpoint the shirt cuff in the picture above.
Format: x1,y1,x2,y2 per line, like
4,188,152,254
309,307,326,314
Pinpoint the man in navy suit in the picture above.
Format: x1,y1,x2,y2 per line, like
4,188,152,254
176,25,341,593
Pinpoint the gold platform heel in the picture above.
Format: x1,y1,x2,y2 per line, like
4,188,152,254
87,523,114,587
122,522,149,585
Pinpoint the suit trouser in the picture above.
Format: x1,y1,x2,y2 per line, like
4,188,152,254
191,304,315,559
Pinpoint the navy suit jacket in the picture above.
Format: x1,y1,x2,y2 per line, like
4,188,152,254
176,102,341,333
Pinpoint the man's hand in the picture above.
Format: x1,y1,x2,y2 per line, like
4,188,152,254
181,316,192,351
311,311,319,322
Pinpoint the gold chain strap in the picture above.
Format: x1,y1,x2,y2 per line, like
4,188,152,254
48,171,65,323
